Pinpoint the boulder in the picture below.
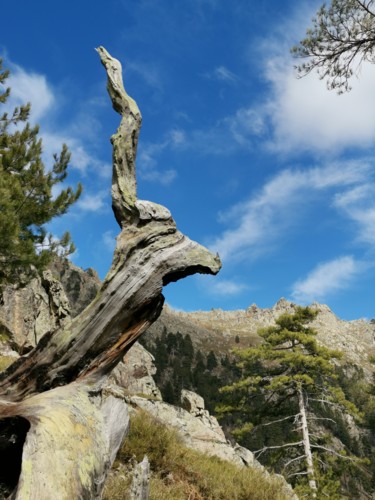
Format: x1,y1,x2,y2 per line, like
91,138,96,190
111,342,162,400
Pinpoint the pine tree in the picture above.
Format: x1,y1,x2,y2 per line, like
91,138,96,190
218,307,363,498
206,350,218,370
292,0,375,93
0,59,82,288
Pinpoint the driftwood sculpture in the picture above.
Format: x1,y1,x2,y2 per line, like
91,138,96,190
0,47,221,498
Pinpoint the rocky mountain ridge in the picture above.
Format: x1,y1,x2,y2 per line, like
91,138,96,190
148,299,375,379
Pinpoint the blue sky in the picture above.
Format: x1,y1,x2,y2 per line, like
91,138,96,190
2,0,375,320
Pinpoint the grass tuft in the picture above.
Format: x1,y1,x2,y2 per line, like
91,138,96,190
104,410,292,500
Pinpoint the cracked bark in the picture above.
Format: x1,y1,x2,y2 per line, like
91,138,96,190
0,47,221,499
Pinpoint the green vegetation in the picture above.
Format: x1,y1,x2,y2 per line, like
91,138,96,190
217,307,371,498
141,310,375,497
140,329,238,412
103,411,291,500
292,0,375,93
0,59,81,289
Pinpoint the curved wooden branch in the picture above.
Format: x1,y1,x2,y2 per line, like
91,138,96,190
96,46,141,225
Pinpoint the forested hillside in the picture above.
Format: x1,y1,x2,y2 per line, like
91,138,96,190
141,304,375,499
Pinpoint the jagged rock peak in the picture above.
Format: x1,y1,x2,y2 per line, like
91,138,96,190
272,297,294,310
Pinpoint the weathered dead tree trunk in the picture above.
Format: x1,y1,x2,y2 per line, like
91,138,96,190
298,387,317,497
130,456,150,500
0,47,221,499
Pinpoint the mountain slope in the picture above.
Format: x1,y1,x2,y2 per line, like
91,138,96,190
146,299,375,379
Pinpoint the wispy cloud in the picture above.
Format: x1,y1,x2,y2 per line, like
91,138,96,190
140,169,177,185
4,57,112,179
127,60,164,92
291,256,364,303
211,161,371,261
333,184,375,246
204,65,238,84
138,128,186,184
224,107,265,146
210,279,248,296
199,275,249,296
7,63,55,122
5,61,112,182
42,131,111,177
77,191,108,212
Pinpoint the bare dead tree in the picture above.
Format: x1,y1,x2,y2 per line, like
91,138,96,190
0,47,221,499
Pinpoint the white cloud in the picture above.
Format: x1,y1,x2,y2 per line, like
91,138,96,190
242,2,375,155
3,57,112,180
7,65,55,122
41,131,111,177
127,61,164,91
138,129,185,184
200,4,375,156
212,161,371,261
199,275,248,296
225,108,265,146
291,256,363,303
77,191,108,212
265,56,375,153
140,168,177,185
161,57,375,157
210,279,248,296
333,184,375,245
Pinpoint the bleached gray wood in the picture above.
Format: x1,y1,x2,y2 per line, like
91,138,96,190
130,456,150,500
0,47,221,499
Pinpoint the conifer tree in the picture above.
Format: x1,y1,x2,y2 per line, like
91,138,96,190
218,307,363,498
0,59,82,288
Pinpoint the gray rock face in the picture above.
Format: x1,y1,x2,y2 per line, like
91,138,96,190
48,258,100,318
0,258,100,352
0,274,69,351
111,342,162,400
127,393,254,467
